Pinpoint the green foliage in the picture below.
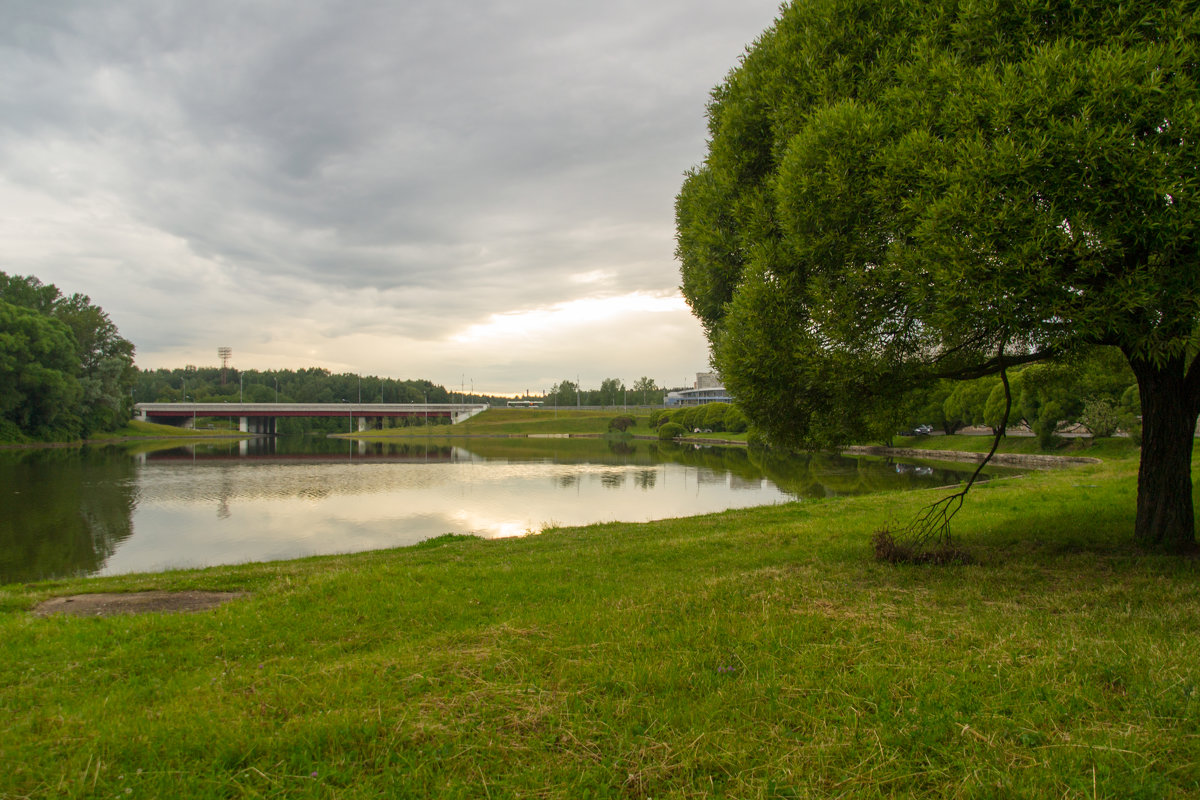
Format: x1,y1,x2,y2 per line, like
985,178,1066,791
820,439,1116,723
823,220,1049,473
607,415,636,433
679,407,704,430
1119,385,1143,445
598,377,625,406
1081,398,1122,438
677,3,1200,546
548,379,579,408
657,422,685,441
909,381,964,435
701,402,729,431
632,376,658,405
943,379,996,432
0,299,84,438
0,273,135,439
723,404,750,433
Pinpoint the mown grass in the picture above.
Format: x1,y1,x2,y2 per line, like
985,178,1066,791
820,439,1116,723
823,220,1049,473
2,445,1197,798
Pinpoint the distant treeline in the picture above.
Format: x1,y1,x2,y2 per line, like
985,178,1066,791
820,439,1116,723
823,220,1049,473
135,367,498,433
136,366,460,406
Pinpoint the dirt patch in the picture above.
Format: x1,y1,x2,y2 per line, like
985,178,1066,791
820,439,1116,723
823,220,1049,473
33,590,246,618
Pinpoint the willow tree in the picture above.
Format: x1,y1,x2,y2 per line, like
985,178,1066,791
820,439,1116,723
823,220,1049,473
677,0,1199,550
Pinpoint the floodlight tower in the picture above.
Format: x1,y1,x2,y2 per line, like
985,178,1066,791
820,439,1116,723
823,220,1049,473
218,347,232,385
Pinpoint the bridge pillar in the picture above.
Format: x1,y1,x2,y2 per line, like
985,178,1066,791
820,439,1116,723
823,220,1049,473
239,417,248,433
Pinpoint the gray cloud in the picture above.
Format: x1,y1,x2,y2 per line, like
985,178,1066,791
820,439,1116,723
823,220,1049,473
1,0,780,392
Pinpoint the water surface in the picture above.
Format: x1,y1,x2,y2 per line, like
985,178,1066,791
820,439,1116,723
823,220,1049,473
0,435,1003,582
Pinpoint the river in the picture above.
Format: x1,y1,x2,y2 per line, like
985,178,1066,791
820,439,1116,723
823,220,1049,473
0,435,1006,583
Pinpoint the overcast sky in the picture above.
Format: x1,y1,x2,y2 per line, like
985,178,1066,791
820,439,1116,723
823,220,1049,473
3,0,781,395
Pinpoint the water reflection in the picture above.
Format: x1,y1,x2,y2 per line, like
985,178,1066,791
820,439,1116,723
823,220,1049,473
0,448,137,583
0,435,1008,583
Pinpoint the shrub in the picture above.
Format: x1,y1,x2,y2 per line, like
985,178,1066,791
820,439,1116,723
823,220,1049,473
1080,397,1121,438
657,422,685,441
608,415,636,433
679,407,703,430
1118,385,1142,445
701,402,729,431
1032,400,1064,449
723,405,749,433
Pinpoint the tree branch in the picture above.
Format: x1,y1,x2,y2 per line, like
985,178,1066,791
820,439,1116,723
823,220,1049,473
891,342,1012,555
930,347,1057,381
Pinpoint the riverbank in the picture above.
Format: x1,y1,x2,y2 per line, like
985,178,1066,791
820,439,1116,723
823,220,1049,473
3,444,1197,798
346,407,656,439
0,419,253,449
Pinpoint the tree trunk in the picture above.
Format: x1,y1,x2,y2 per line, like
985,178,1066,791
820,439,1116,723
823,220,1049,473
1129,355,1199,552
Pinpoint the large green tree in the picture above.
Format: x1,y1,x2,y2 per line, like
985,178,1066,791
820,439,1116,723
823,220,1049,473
0,273,136,437
0,300,83,436
676,0,1199,549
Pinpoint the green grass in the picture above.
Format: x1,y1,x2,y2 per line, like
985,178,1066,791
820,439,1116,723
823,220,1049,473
2,446,1198,798
358,407,656,438
2,419,249,447
89,419,251,441
892,433,1142,460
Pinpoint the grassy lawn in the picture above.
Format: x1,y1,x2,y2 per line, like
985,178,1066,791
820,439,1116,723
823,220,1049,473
2,444,1197,798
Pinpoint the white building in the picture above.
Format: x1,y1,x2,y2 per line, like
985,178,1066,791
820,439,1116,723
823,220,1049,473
664,372,732,407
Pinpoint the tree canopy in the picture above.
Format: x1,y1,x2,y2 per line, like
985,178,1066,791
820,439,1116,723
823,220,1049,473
0,273,136,440
676,0,1200,549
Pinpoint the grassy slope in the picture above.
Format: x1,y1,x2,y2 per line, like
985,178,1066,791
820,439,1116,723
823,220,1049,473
1,419,250,447
358,408,655,438
90,419,251,440
1,446,1197,798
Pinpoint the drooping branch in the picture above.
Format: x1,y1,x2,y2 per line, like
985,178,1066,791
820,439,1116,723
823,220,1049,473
878,342,1012,560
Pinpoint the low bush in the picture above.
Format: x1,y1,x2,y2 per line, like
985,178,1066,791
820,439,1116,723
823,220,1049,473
608,415,636,433
657,422,685,441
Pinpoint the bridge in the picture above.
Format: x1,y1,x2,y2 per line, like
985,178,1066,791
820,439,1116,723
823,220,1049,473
134,402,490,434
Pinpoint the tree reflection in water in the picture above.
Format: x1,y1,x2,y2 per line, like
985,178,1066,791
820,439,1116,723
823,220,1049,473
0,447,137,582
1,435,1009,583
